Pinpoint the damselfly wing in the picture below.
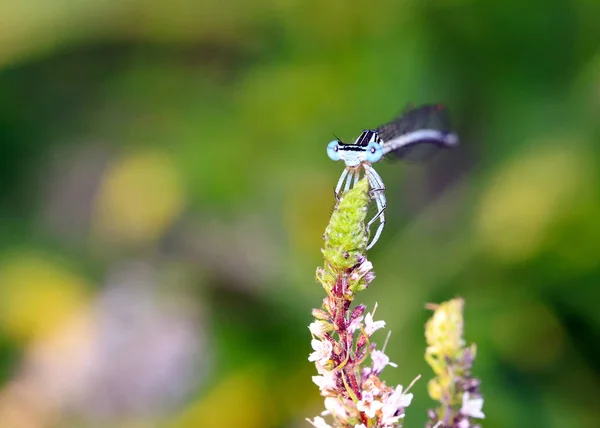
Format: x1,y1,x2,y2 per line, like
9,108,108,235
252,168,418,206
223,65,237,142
377,104,458,162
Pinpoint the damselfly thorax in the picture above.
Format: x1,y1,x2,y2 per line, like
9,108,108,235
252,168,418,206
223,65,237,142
327,104,458,250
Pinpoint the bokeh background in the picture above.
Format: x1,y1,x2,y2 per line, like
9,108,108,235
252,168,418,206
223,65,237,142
0,1,599,427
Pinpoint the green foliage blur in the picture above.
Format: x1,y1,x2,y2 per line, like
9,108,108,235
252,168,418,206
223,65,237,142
0,1,599,427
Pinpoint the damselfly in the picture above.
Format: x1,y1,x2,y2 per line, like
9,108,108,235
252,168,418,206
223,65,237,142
326,104,458,250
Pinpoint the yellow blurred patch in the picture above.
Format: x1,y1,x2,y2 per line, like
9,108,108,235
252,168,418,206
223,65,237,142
169,367,269,428
477,144,594,262
92,151,185,246
273,364,316,420
0,251,90,342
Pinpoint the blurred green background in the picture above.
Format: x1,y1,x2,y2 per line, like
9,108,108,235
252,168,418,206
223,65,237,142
0,0,599,427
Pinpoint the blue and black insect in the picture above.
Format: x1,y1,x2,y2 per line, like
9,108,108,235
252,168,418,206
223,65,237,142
326,104,458,250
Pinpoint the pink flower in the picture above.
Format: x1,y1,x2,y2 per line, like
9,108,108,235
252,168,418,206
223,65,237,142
371,349,398,373
380,385,413,426
350,258,374,283
348,315,364,333
357,391,384,418
365,303,386,335
389,385,413,409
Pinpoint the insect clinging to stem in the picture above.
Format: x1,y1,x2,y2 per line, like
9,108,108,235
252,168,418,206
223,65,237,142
326,104,459,250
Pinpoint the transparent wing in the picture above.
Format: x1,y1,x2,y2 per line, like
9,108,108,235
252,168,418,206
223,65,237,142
377,104,458,161
385,140,444,162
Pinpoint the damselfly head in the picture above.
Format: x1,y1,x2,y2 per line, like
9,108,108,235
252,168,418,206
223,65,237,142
327,130,384,167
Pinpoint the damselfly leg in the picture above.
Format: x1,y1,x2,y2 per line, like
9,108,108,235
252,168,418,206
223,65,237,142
334,168,349,201
363,164,386,250
334,168,360,202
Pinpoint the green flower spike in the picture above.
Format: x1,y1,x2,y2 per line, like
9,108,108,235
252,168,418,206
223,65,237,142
317,178,371,297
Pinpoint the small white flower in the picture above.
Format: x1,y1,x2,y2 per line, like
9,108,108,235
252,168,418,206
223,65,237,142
380,384,413,426
355,425,367,428
350,259,374,282
314,361,327,375
312,369,337,392
365,303,386,335
357,391,384,419
362,367,372,378
323,397,351,421
371,349,398,373
309,339,333,364
349,315,364,333
380,408,402,427
357,399,383,419
358,260,374,277
457,419,470,428
461,392,485,419
389,385,413,409
306,416,331,428
309,320,330,338
361,390,375,402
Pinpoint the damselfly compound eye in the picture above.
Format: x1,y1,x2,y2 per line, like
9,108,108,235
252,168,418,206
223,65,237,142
327,140,341,161
365,141,383,163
